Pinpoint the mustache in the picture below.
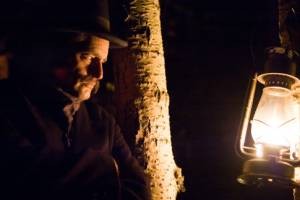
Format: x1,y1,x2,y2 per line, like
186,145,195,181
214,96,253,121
77,76,100,95
77,76,97,83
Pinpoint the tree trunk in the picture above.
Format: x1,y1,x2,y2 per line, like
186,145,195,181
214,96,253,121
111,0,185,199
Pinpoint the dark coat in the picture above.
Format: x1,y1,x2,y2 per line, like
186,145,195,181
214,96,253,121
0,80,149,200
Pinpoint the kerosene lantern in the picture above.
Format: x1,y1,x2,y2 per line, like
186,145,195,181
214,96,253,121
236,47,300,188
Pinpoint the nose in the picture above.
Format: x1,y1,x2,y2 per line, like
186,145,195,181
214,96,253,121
88,57,103,80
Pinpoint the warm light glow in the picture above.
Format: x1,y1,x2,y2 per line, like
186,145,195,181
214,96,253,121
255,144,264,158
295,167,300,183
251,86,299,149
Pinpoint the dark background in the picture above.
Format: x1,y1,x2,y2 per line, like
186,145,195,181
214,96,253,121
0,0,297,199
159,0,295,199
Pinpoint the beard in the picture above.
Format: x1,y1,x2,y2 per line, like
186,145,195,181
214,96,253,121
51,66,101,101
74,77,100,101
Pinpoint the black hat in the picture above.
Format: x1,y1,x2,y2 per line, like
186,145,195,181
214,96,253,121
18,0,128,48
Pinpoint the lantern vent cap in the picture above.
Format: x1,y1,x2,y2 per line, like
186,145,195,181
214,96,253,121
257,73,298,89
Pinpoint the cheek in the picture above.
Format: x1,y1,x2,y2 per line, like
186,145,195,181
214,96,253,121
76,62,90,77
75,54,90,76
53,68,71,81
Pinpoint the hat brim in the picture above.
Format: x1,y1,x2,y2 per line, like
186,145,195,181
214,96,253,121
54,28,128,49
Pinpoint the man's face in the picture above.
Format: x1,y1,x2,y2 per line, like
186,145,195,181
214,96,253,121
52,36,109,101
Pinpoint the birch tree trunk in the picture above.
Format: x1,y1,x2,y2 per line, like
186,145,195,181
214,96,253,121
111,0,185,199
279,1,300,199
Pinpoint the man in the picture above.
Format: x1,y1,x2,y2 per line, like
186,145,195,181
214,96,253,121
0,0,149,199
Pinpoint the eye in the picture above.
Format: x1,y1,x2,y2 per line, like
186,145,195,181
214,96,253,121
78,52,107,64
80,53,93,60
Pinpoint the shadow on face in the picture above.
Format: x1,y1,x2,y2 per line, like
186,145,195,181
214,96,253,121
9,31,109,100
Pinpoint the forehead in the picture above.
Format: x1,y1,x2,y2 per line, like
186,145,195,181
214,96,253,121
68,34,110,58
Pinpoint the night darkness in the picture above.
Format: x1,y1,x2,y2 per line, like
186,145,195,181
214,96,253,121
160,0,294,199
0,0,298,199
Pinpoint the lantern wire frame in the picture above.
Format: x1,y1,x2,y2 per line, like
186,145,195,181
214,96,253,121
235,73,300,164
235,72,300,188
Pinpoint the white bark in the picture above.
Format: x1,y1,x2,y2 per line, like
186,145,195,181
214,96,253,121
113,0,185,199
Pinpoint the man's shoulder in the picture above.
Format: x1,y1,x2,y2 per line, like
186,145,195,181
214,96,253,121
82,100,121,137
83,99,117,123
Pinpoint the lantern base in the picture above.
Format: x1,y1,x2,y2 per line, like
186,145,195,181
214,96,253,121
237,158,298,188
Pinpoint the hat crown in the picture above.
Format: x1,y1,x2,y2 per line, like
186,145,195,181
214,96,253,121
15,0,127,48
23,0,110,33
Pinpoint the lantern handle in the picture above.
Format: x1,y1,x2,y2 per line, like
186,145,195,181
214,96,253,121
235,73,258,159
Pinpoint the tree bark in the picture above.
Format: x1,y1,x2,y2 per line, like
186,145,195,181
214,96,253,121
111,0,185,199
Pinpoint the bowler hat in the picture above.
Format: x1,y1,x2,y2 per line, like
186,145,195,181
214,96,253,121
19,0,128,48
